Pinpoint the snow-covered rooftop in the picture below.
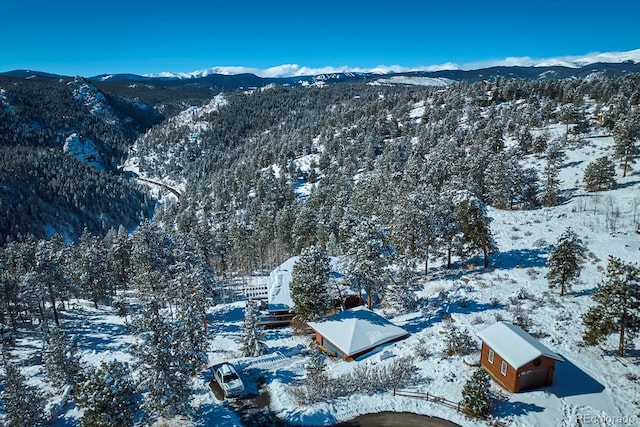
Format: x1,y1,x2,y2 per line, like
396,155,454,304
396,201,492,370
307,306,409,357
477,321,564,369
267,255,342,312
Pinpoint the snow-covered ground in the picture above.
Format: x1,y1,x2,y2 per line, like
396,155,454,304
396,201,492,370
63,133,104,170
0,88,9,112
68,79,118,125
4,131,640,427
369,76,455,87
122,94,227,199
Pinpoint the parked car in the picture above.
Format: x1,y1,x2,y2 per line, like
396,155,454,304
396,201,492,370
214,363,244,398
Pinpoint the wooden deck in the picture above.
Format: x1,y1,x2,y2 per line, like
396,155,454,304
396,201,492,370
259,312,295,329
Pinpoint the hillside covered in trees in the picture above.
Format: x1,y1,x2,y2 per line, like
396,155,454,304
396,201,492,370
1,69,639,426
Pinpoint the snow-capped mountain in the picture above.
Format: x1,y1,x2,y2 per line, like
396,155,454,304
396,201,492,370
474,48,640,69
143,49,640,79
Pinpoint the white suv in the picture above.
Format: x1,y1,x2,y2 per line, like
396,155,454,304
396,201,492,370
214,363,244,398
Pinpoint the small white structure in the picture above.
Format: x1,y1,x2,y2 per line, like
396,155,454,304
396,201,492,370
267,256,343,313
307,306,409,361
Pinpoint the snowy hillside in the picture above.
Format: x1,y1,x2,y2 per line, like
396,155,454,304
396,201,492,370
68,78,118,125
63,133,104,170
123,94,227,197
4,126,639,426
3,69,640,427
244,131,640,427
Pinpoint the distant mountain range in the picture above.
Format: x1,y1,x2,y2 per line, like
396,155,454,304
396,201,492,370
140,49,640,79
2,48,640,89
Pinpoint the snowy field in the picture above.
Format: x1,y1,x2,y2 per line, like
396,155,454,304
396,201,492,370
4,131,640,427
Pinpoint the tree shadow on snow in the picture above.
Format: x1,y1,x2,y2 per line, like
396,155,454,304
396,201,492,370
209,306,245,334
616,180,640,189
401,300,498,334
550,355,605,398
493,248,550,270
602,348,640,362
492,398,545,418
571,287,597,297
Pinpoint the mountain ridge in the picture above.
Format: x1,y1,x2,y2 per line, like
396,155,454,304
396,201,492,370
3,63,640,91
143,48,640,79
3,49,640,86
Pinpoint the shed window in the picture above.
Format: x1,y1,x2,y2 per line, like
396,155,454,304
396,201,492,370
488,349,494,363
501,361,508,376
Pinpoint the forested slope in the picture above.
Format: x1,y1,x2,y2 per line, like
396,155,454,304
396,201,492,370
130,74,640,275
0,76,165,241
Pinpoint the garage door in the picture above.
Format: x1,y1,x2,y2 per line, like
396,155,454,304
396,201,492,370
518,368,549,391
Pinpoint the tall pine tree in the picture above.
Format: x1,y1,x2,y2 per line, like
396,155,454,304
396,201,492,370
1,358,46,427
545,228,584,296
612,112,639,177
130,299,192,422
289,246,333,321
386,259,421,313
461,368,492,417
43,325,83,390
583,156,616,192
583,257,640,356
239,299,267,357
341,215,394,309
453,191,497,269
76,361,137,427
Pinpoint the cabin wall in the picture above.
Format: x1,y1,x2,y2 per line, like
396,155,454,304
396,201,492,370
515,355,557,391
480,343,558,392
480,342,518,392
315,333,344,359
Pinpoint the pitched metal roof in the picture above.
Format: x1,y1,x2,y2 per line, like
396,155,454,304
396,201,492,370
477,321,564,369
307,306,408,357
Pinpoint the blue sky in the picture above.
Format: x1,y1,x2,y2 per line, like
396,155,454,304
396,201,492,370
1,0,639,76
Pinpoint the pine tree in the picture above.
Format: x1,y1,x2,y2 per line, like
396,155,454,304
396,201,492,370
453,191,497,269
461,368,492,417
386,260,421,313
558,104,579,141
1,359,46,427
128,220,175,304
239,299,267,357
43,325,82,390
583,257,640,356
301,345,328,403
71,229,112,308
130,299,192,421
532,134,548,158
342,215,394,309
34,236,70,326
612,112,640,177
292,204,317,252
76,361,137,427
172,235,211,375
289,246,333,321
541,142,565,207
105,225,132,291
583,156,616,192
545,228,584,296
391,186,440,277
445,328,476,356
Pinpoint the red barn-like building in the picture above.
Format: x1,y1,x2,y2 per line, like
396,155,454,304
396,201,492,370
477,322,564,393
